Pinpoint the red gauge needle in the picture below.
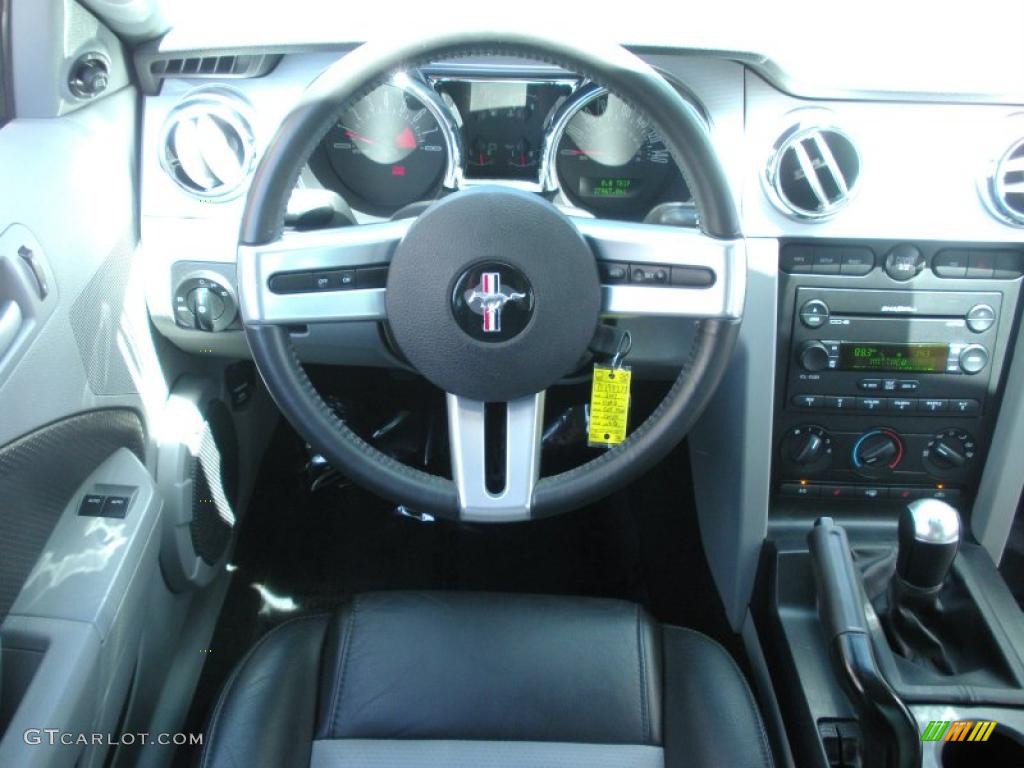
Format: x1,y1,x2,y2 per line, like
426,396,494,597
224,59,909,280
343,128,376,145
395,126,417,150
565,148,605,157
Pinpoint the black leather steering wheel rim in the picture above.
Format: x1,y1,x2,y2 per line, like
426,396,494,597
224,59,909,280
240,31,743,521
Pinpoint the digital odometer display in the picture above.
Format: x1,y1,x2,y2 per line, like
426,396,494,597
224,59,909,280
838,343,949,373
580,177,641,198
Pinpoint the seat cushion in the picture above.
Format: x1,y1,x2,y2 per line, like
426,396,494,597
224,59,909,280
200,591,773,768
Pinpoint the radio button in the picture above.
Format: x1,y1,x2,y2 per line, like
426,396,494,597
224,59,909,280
799,299,830,328
792,394,824,409
840,247,875,276
967,251,996,279
920,398,949,413
951,398,980,415
826,395,856,410
858,379,882,391
888,398,917,412
882,379,899,392
932,249,969,278
857,397,885,412
897,380,920,392
813,249,842,275
781,245,815,273
958,344,989,375
884,243,925,281
966,304,996,333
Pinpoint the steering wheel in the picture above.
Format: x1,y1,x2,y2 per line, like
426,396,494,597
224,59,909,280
236,32,745,523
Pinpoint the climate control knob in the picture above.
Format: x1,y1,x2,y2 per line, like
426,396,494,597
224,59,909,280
923,428,976,479
852,428,904,478
779,425,833,475
798,341,831,372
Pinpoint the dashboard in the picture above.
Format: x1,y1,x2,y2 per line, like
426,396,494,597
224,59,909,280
137,36,1024,637
303,70,692,221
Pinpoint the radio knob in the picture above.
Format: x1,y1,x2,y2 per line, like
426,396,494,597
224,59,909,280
958,344,989,375
852,428,904,477
798,341,831,372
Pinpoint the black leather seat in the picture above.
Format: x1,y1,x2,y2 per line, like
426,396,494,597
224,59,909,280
200,592,774,768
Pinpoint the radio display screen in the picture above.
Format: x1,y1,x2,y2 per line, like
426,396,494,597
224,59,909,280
839,343,949,373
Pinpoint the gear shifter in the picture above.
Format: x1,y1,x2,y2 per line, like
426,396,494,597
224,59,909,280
877,499,963,674
896,498,961,592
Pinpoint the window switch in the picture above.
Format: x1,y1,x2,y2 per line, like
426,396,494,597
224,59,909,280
101,495,131,518
79,494,106,516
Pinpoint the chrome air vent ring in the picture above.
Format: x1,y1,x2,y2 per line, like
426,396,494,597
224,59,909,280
160,88,256,200
982,134,1024,227
765,115,860,221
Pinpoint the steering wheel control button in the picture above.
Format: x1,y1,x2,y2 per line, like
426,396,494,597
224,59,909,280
670,266,715,287
957,344,989,375
799,299,829,328
629,265,669,284
884,243,925,281
599,263,629,283
452,263,534,341
387,188,600,402
966,304,996,333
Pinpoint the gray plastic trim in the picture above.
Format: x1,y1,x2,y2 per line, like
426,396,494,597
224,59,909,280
972,301,1024,564
689,237,778,631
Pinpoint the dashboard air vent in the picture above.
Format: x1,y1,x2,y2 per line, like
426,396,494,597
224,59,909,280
983,137,1024,226
766,122,860,220
160,90,255,200
141,53,281,92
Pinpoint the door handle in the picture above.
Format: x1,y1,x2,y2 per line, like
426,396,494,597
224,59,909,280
0,299,23,357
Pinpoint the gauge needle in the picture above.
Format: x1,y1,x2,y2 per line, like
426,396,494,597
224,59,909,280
343,128,376,145
566,148,606,157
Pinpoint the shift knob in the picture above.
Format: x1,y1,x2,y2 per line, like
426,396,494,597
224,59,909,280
896,498,961,591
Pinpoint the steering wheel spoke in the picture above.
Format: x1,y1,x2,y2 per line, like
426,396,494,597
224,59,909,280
574,218,745,320
446,391,545,523
236,218,411,325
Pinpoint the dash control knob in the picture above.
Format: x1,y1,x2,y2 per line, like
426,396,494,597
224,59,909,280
798,341,831,372
780,425,833,475
174,272,237,332
852,428,904,478
923,428,976,479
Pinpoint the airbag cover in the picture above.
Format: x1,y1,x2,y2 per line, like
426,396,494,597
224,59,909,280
386,187,600,401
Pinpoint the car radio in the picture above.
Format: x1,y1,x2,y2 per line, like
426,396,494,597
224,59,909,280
773,239,1024,508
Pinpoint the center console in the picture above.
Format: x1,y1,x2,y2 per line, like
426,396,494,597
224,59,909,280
773,239,1024,510
761,239,1024,767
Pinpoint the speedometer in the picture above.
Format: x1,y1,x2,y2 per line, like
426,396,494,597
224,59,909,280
554,90,688,218
318,82,451,215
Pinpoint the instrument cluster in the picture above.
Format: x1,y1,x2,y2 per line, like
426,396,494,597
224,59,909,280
308,71,693,221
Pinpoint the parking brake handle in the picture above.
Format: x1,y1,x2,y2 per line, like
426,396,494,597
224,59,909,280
808,517,922,768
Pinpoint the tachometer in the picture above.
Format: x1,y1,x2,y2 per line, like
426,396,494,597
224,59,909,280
319,82,451,214
554,89,688,218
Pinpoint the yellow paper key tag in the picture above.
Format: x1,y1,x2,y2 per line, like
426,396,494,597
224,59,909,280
588,364,632,447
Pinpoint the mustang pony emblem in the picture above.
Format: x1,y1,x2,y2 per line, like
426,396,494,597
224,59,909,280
464,272,527,333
